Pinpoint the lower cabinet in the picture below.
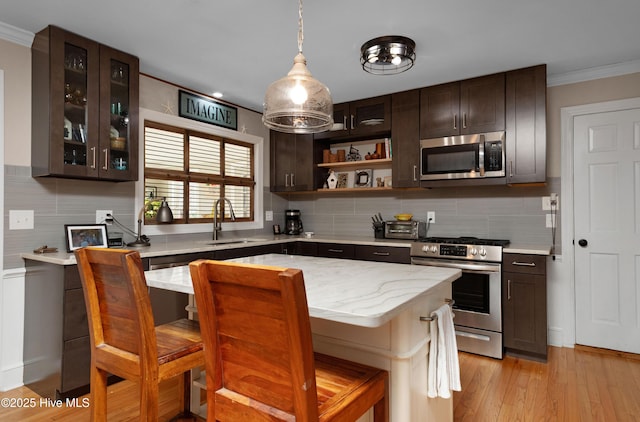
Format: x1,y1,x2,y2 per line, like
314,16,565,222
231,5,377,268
354,245,411,264
316,242,355,259
502,253,548,360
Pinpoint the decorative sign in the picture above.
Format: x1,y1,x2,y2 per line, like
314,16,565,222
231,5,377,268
178,90,237,130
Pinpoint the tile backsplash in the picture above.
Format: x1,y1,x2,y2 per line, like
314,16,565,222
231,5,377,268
4,164,560,269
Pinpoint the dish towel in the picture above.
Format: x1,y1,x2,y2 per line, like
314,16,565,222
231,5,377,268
427,303,461,399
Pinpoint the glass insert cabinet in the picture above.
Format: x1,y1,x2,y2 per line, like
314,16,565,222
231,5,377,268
32,25,139,181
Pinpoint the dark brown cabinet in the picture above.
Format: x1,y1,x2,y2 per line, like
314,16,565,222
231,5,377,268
31,25,139,181
316,242,356,259
420,73,505,138
502,253,548,361
391,89,421,188
270,131,315,192
505,65,547,184
354,245,411,264
315,95,391,140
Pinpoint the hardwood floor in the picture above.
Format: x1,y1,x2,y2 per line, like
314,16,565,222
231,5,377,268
454,346,640,421
1,346,639,421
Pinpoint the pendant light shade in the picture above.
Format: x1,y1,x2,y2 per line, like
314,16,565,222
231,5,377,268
263,0,333,134
361,36,416,75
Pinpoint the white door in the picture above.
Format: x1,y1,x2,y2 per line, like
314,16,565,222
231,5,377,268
573,108,640,354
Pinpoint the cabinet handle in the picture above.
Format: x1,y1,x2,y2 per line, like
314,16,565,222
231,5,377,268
509,161,514,177
285,173,289,187
463,113,467,129
373,252,390,256
507,279,512,300
511,261,536,267
343,115,347,127
290,173,295,187
102,149,109,170
413,165,417,182
90,147,96,169
350,115,355,130
453,114,458,130
328,248,343,253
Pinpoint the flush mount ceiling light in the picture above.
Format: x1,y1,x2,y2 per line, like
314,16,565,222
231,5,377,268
360,35,416,75
263,0,333,134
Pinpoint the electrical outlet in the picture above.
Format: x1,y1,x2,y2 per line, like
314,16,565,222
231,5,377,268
427,211,435,224
542,194,559,211
265,210,273,221
9,210,34,230
96,210,113,224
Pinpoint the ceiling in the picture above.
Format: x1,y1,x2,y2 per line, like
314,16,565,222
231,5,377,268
2,0,640,113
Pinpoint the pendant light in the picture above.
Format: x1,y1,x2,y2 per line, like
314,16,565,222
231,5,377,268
361,36,416,75
263,0,333,134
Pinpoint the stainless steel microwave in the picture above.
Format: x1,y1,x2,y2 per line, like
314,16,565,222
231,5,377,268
420,131,505,181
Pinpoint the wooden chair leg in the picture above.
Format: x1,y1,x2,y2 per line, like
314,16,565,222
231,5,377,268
90,366,107,422
373,397,387,422
139,377,160,421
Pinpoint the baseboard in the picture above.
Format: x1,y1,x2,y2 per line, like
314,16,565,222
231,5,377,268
575,344,640,361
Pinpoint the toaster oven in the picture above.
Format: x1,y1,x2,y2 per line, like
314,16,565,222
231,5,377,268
384,220,426,240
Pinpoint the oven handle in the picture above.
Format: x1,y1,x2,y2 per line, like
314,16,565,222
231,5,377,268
411,257,501,273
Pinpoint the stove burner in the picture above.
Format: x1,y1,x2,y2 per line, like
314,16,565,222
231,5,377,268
418,236,510,247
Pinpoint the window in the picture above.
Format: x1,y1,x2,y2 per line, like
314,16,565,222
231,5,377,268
143,120,255,225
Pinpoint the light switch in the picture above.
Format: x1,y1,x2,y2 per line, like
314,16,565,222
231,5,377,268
10,210,34,230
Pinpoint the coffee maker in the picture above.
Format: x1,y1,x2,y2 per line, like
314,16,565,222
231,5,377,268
284,209,303,235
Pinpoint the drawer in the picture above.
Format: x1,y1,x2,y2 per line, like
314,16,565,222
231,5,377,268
60,336,91,393
354,245,410,264
64,265,82,290
503,253,547,275
63,288,89,341
317,243,355,259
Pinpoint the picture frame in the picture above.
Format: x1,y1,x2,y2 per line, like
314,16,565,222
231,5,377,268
354,169,373,188
64,224,109,252
336,172,349,188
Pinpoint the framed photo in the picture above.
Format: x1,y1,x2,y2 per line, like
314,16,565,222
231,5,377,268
354,169,373,188
336,172,349,188
65,224,109,252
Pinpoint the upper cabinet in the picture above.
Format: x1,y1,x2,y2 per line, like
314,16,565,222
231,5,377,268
420,73,505,139
31,26,139,181
391,89,420,188
315,95,391,140
270,131,315,192
505,65,547,184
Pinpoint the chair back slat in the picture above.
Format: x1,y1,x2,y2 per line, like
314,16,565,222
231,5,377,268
75,248,157,359
190,260,319,421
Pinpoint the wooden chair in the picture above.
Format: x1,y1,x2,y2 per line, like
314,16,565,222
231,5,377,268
74,247,205,421
189,259,388,421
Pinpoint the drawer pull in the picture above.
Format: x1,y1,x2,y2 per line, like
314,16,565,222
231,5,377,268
328,249,343,253
373,252,390,256
511,261,536,267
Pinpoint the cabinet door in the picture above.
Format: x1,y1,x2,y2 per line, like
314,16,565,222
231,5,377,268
505,65,547,184
314,103,349,139
32,26,100,178
392,90,420,187
420,82,460,138
460,73,505,134
270,131,314,192
349,95,391,137
502,271,547,357
99,45,139,181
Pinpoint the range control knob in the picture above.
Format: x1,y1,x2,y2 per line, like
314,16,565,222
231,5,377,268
479,248,487,257
430,245,438,254
469,247,478,256
422,245,430,253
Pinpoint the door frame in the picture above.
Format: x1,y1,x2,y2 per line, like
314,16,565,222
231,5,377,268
560,97,640,347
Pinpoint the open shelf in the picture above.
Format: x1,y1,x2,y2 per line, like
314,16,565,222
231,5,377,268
317,158,392,168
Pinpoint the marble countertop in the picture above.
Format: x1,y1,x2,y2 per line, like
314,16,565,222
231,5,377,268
145,253,461,328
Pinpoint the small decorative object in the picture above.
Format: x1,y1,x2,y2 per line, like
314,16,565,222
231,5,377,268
323,149,330,163
347,144,361,161
336,172,349,188
63,117,73,140
329,153,338,163
384,175,392,187
337,149,346,162
64,224,109,252
365,152,371,160
326,170,338,189
354,169,373,187
394,213,413,221
376,177,384,187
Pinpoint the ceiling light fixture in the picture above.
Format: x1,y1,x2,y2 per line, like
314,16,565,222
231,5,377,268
360,35,416,75
263,0,333,134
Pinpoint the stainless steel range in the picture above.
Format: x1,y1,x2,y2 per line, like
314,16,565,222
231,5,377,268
410,236,509,359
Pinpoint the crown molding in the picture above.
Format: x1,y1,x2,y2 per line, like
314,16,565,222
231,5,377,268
548,59,640,87
0,21,34,47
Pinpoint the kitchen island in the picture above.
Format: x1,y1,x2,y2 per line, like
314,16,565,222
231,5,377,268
146,253,461,422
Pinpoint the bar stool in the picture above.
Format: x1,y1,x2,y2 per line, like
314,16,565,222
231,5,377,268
74,247,204,421
189,259,389,421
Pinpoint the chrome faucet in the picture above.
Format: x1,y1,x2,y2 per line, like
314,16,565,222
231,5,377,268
213,197,236,240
